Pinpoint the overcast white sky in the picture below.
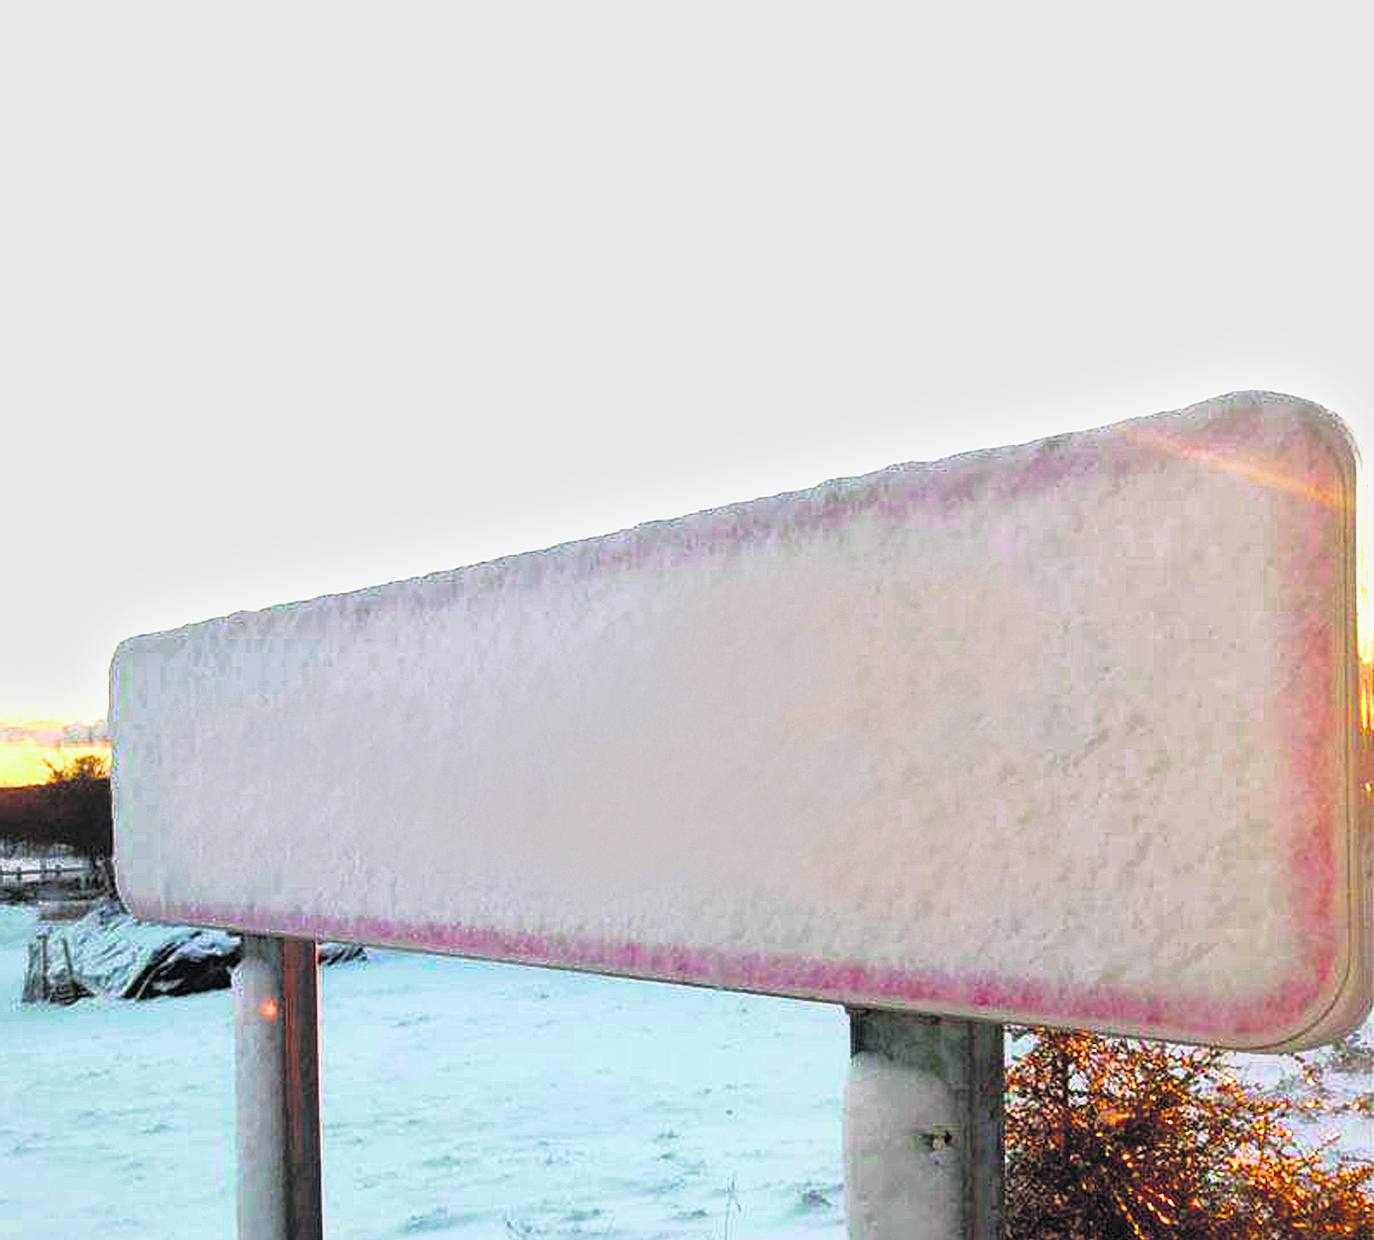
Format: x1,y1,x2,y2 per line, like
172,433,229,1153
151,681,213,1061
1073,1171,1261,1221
3,4,1370,724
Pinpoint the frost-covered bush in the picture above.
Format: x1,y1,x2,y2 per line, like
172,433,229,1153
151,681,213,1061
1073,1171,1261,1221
1005,1026,1374,1239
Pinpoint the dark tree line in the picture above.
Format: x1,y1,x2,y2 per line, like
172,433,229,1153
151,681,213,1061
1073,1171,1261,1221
0,755,112,863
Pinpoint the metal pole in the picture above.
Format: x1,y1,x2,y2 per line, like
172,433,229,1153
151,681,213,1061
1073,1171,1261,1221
233,935,323,1240
845,1009,1004,1240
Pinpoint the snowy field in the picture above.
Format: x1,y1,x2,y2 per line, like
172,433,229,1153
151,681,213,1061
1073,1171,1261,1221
0,903,848,1239
1,903,1368,1239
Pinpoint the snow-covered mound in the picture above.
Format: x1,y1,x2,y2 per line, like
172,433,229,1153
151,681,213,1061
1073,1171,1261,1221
22,899,364,1003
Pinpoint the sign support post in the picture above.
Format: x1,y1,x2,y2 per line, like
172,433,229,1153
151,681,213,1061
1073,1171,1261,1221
232,935,324,1240
846,1009,1005,1239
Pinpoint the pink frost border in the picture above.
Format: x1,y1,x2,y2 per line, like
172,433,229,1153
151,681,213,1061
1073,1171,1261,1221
145,400,1353,1048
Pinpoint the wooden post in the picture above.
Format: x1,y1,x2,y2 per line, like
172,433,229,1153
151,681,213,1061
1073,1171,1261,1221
233,935,323,1240
845,1009,1004,1239
22,935,47,1004
55,936,78,1005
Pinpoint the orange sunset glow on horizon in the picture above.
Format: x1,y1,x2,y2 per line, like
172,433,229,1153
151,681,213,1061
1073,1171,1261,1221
0,719,110,788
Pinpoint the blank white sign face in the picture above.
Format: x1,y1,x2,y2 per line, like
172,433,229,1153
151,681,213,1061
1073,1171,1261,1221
111,392,1370,1050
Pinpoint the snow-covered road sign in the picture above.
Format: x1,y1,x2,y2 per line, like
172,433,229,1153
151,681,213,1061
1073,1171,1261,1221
111,392,1371,1050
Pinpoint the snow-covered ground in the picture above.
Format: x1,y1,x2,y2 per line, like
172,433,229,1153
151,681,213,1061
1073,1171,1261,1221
1,902,1368,1239
0,903,848,1239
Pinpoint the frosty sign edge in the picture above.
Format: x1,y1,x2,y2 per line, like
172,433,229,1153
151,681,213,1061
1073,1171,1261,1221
111,391,1372,1051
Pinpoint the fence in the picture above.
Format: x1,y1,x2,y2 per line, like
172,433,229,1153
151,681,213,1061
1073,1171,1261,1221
0,860,102,893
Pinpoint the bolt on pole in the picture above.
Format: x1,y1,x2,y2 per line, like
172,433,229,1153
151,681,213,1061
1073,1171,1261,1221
845,1009,1005,1240
233,934,323,1240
